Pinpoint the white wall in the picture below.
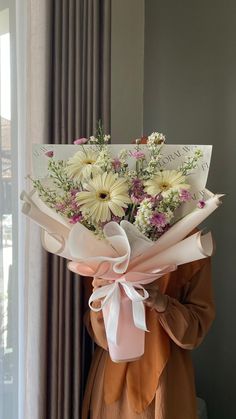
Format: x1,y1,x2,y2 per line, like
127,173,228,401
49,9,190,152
111,0,144,143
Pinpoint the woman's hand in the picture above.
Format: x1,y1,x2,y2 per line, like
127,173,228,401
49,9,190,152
143,283,169,313
91,278,168,312
91,278,113,309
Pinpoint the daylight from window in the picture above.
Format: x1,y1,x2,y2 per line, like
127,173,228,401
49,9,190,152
0,6,16,419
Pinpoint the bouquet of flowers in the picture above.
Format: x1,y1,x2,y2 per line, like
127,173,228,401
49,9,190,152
21,125,223,362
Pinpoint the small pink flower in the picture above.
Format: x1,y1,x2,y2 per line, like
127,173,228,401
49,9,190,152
73,137,88,145
130,150,145,160
55,202,66,211
70,189,79,196
197,200,206,209
70,201,79,211
131,193,143,204
111,215,122,223
149,194,163,205
112,158,121,171
69,214,83,224
180,189,192,202
45,150,54,158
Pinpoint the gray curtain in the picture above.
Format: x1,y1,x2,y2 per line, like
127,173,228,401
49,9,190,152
50,0,111,142
45,1,111,418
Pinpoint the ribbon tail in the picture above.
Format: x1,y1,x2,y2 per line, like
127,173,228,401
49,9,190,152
103,285,121,346
132,301,149,332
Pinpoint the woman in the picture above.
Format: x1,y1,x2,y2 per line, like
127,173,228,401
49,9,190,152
81,254,215,419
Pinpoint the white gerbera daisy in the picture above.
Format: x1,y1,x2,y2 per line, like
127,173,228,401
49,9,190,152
76,172,131,223
144,170,190,197
66,149,101,181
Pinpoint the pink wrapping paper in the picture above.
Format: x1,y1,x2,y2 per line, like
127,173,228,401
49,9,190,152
103,295,145,362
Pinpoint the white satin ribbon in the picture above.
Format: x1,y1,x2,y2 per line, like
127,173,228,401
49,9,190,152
88,278,150,345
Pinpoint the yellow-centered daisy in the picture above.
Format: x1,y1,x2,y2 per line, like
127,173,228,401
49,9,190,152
66,149,101,181
76,172,131,223
144,170,190,197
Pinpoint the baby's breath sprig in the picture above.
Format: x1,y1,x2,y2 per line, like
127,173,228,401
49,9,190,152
96,119,105,145
32,179,58,207
48,159,77,192
88,120,111,148
138,132,165,180
179,149,203,176
117,149,129,175
157,191,181,215
133,198,153,236
96,147,113,172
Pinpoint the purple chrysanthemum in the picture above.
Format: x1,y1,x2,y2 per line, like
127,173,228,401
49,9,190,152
130,178,147,204
150,212,167,227
132,178,143,189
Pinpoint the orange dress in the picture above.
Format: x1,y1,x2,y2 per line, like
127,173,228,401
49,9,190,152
82,257,215,419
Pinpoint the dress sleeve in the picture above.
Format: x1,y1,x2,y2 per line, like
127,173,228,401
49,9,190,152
84,302,108,351
158,257,215,349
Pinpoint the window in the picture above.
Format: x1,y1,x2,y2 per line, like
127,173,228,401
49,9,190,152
0,2,20,418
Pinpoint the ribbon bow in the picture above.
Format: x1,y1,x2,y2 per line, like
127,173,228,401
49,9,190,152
88,266,176,346
89,278,150,345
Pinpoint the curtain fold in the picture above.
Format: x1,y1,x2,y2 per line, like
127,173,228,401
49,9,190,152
50,0,111,143
45,1,111,418
22,1,51,418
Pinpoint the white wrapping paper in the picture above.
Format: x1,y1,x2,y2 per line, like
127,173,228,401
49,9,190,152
21,187,223,361
21,143,223,362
